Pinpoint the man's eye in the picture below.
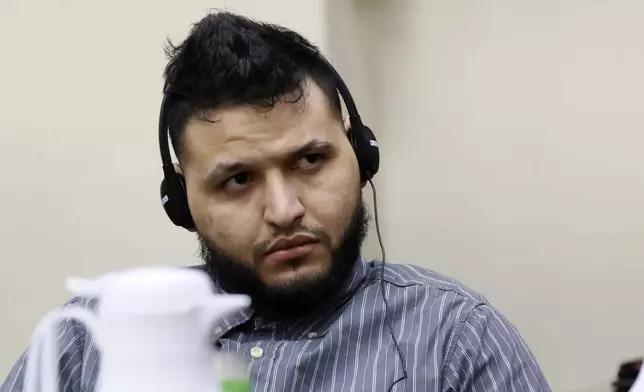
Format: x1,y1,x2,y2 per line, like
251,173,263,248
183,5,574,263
222,172,251,190
295,153,324,169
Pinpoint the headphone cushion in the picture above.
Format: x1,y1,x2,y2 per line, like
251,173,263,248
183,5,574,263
350,125,380,182
160,173,195,230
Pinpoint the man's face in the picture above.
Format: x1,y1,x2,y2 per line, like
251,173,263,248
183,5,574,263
179,80,366,318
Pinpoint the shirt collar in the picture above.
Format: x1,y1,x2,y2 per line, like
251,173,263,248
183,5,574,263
285,256,369,338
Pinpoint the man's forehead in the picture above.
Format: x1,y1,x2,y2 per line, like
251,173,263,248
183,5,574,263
181,106,342,172
184,94,340,154
186,108,328,145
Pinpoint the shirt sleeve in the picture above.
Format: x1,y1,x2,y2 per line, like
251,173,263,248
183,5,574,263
442,303,551,392
0,297,98,392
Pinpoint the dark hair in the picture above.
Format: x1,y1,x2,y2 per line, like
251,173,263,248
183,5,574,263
162,11,342,160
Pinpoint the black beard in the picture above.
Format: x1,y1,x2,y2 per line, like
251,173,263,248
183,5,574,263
198,198,370,320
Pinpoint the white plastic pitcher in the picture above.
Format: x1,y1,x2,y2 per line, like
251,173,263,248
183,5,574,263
23,266,251,392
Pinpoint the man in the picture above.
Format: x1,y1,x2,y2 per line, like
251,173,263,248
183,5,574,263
1,11,550,392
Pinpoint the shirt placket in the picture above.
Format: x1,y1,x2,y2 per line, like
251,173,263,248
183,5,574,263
246,323,285,392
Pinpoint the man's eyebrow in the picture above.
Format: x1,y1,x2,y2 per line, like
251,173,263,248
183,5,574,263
205,139,333,182
205,160,246,183
290,139,332,157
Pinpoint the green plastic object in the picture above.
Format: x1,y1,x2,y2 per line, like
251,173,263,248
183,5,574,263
220,380,252,392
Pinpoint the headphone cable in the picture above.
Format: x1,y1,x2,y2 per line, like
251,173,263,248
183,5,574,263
368,178,408,391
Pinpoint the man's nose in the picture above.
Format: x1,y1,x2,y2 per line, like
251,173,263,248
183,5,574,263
263,175,305,228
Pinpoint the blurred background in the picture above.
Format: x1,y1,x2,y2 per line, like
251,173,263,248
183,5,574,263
2,0,644,391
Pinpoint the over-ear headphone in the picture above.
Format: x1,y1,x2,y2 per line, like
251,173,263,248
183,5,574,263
158,49,379,230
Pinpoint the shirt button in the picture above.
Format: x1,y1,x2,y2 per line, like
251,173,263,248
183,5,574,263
250,346,264,359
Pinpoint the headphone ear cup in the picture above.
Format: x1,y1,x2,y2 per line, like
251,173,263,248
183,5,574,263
349,125,380,182
160,173,195,230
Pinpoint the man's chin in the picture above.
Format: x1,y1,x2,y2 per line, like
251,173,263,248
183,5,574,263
259,254,331,286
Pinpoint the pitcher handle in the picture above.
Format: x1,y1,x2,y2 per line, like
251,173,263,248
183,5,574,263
23,307,99,392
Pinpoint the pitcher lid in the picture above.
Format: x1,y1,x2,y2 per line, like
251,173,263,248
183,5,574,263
67,266,225,314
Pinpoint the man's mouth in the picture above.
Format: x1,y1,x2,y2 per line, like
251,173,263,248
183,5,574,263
264,235,320,263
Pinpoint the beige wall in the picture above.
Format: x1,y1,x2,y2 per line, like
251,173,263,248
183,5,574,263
3,1,644,391
350,0,644,391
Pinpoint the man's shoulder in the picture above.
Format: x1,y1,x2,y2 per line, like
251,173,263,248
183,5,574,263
367,260,489,306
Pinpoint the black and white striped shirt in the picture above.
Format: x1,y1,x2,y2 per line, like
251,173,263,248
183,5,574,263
1,259,551,391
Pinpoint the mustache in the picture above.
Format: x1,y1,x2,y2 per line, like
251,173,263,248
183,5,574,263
252,225,331,260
